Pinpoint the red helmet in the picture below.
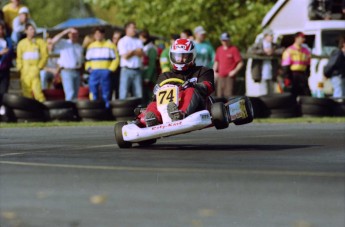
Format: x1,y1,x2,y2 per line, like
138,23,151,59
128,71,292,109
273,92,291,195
169,38,196,71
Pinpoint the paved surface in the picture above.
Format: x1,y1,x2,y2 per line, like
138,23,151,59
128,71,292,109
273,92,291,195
0,123,344,227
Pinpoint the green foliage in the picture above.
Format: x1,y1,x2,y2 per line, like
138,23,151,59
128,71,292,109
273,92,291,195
22,0,92,28
85,0,274,50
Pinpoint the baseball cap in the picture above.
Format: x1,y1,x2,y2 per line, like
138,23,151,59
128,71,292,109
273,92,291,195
220,32,230,40
295,32,305,38
19,7,29,14
194,26,206,35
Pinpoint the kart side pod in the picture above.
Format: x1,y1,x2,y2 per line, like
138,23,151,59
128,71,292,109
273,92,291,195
225,96,254,125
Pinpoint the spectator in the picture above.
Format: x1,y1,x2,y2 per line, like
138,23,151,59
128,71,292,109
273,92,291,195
247,28,284,95
110,30,122,99
139,29,158,105
0,21,14,100
324,35,345,98
193,26,215,68
11,7,36,44
281,32,311,97
40,38,58,90
308,0,333,20
213,32,243,98
2,0,25,31
117,22,144,100
160,34,179,73
16,23,48,102
51,28,84,101
180,29,193,40
85,27,119,108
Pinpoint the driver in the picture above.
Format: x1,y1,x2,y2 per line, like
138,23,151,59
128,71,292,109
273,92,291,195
137,38,215,127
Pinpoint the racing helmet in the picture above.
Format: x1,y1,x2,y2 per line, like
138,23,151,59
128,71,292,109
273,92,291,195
169,38,196,71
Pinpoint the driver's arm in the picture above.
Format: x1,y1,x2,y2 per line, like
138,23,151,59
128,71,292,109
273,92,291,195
195,68,215,96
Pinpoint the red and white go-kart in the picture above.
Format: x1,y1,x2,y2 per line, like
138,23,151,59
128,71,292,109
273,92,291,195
114,78,254,148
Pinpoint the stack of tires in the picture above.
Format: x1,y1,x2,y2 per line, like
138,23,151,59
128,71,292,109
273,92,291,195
44,101,80,121
110,97,142,121
76,100,111,121
2,94,50,122
248,97,270,118
299,96,334,117
259,94,300,118
332,98,345,116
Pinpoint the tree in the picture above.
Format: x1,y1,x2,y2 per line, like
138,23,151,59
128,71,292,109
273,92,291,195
84,0,274,50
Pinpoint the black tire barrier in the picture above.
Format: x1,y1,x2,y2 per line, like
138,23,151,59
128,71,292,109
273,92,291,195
76,100,105,109
3,93,48,111
77,109,111,120
13,109,50,119
110,97,142,108
298,96,334,106
44,100,76,109
260,93,297,109
111,107,135,118
49,108,80,121
301,104,332,116
248,97,270,118
332,101,345,116
115,116,135,122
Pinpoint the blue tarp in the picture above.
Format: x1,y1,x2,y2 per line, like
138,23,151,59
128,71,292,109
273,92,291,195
53,17,109,29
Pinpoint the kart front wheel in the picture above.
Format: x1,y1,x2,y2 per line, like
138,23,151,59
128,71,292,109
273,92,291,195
114,122,132,148
211,102,229,130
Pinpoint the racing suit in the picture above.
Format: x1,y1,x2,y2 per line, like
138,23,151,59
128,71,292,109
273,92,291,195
16,37,48,102
138,65,214,125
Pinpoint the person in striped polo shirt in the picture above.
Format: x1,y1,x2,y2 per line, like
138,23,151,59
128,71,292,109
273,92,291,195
85,27,119,108
281,32,311,96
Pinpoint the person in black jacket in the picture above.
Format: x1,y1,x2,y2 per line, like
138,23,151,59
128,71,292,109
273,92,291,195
136,38,215,127
324,35,345,98
0,21,14,101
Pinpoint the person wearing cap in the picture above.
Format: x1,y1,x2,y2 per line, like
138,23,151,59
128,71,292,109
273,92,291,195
51,28,84,101
247,28,284,95
193,25,215,68
213,32,243,98
2,0,26,30
85,27,119,108
16,23,48,102
281,32,311,96
11,6,36,44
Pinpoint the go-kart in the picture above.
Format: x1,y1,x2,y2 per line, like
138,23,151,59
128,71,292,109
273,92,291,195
114,78,254,148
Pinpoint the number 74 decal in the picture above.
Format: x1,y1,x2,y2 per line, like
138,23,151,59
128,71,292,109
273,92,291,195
157,86,179,106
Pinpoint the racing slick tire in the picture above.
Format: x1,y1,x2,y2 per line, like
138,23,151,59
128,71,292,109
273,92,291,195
114,122,132,148
211,102,229,130
227,96,254,125
138,139,157,147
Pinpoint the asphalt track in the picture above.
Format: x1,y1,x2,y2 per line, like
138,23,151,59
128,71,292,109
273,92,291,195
0,123,344,227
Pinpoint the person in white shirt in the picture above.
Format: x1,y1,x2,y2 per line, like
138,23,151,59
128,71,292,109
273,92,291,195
117,21,144,100
11,7,36,44
40,38,59,90
51,27,83,101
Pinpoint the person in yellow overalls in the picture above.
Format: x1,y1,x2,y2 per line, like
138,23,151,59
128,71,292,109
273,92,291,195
16,23,48,102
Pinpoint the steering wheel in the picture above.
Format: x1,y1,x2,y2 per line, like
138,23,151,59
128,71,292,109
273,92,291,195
159,78,185,87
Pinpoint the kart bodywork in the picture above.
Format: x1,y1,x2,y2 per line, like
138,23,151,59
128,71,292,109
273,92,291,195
114,79,254,148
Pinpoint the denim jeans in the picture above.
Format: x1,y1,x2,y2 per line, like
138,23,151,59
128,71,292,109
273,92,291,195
331,75,345,98
61,69,80,101
40,70,54,89
89,69,111,108
119,67,143,99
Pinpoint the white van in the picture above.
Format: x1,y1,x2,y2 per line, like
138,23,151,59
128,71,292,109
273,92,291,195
246,0,345,96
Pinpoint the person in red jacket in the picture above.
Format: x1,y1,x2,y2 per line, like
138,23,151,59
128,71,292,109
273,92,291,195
137,38,215,127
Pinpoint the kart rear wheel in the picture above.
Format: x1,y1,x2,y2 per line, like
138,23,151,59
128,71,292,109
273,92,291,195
114,122,132,148
211,102,229,130
138,139,157,147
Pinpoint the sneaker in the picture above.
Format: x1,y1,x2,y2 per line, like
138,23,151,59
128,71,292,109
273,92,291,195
144,111,159,127
167,102,183,121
